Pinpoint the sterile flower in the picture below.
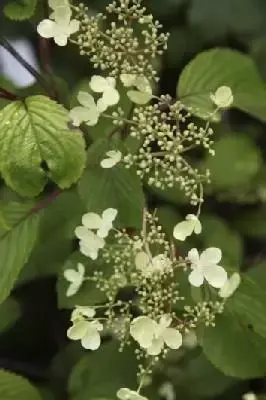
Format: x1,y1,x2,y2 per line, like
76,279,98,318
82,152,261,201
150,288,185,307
67,319,103,350
63,262,85,297
48,0,71,20
71,306,95,322
37,11,79,46
210,86,233,108
130,315,182,355
117,388,148,400
242,393,257,400
120,73,153,105
75,227,105,260
90,75,120,111
187,247,227,288
135,252,172,277
219,272,241,298
100,150,122,168
173,214,202,241
80,208,118,238
69,91,101,127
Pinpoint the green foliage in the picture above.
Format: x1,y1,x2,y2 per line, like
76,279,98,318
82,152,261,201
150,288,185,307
0,96,86,197
0,297,21,334
68,341,138,400
0,202,39,304
78,140,145,229
205,135,261,190
178,48,266,121
0,370,41,399
3,0,37,21
234,207,266,238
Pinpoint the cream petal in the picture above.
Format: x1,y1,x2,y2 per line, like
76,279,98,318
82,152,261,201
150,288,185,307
54,33,68,46
64,268,79,283
77,91,95,108
127,90,152,105
203,265,227,289
74,226,91,240
187,248,200,264
67,321,88,340
147,337,164,355
97,224,111,238
90,75,108,92
159,314,172,329
135,76,152,94
81,328,101,350
102,88,120,106
120,73,136,87
194,219,202,234
37,19,56,38
82,212,102,229
117,388,130,400
135,251,150,271
100,157,117,168
200,247,222,266
173,220,194,241
69,106,90,126
219,273,241,298
66,282,79,297
77,262,85,276
68,19,80,34
102,208,118,223
163,328,182,350
130,316,156,348
188,268,204,287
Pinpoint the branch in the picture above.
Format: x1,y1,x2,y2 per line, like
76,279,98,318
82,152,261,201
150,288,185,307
0,88,20,101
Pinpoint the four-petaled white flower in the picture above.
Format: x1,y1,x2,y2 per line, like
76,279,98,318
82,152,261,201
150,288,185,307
75,227,105,260
63,262,85,297
69,91,101,127
37,11,79,46
48,0,71,20
130,315,182,355
173,214,202,241
117,388,148,400
67,319,103,350
90,75,120,111
187,247,227,288
135,251,172,277
80,208,118,238
219,272,241,298
100,150,122,169
120,74,153,105
210,86,233,109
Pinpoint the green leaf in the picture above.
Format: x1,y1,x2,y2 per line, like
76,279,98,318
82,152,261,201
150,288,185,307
178,48,266,121
68,341,138,400
234,207,266,239
57,252,108,309
0,202,39,304
0,95,86,197
205,135,261,190
19,190,85,284
202,311,266,378
78,140,145,229
0,297,21,334
0,369,42,399
3,0,37,20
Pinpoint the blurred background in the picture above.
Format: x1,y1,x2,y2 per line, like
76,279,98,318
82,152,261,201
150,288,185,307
1,0,266,399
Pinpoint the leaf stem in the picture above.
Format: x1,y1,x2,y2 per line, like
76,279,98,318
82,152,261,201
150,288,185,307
0,88,20,101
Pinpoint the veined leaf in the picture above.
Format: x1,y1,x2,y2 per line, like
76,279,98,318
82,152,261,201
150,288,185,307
0,370,41,399
4,0,37,20
0,95,86,196
0,297,21,334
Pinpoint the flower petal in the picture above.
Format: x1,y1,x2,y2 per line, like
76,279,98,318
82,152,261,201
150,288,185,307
54,33,68,46
147,337,164,355
81,328,101,350
187,248,200,264
101,88,120,106
66,283,79,297
102,208,118,223
219,273,241,298
127,90,152,105
120,74,136,87
77,91,95,108
67,321,88,340
69,106,90,126
130,316,156,348
64,268,79,283
68,19,80,34
82,213,102,229
37,19,56,38
163,328,182,350
173,220,194,241
203,265,228,288
135,251,150,272
188,268,204,287
90,75,108,93
200,247,222,266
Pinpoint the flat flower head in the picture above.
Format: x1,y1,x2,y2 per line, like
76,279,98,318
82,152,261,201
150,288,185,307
219,272,241,298
69,91,100,127
188,247,227,288
64,262,85,297
90,75,120,110
173,214,202,241
100,150,122,169
117,388,148,400
210,86,233,108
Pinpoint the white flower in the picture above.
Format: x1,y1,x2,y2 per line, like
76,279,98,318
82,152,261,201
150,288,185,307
80,208,117,239
67,319,103,350
63,263,85,297
182,330,198,349
71,306,95,322
100,150,122,168
37,11,79,46
120,74,153,105
135,252,172,277
75,227,105,260
173,214,202,241
117,388,148,400
210,86,233,109
130,315,182,356
48,0,71,20
242,393,257,400
158,382,175,400
219,272,241,298
187,247,227,288
90,75,120,111
69,91,101,127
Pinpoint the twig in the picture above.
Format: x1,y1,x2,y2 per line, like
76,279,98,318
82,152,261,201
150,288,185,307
0,88,20,101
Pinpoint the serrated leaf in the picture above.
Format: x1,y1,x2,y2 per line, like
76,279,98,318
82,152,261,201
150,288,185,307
0,202,39,304
0,297,21,334
78,140,144,229
0,369,41,399
68,341,138,400
205,135,261,190
4,0,37,21
178,48,266,121
0,95,86,197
